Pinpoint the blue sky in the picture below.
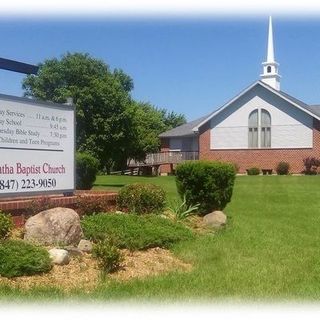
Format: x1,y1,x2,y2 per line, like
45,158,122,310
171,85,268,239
1,17,320,121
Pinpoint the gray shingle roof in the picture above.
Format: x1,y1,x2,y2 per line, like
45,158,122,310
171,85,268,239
278,89,320,117
300,104,320,118
159,114,209,138
159,80,320,139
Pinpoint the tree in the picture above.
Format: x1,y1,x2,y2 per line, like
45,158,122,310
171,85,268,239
22,52,135,172
126,102,186,162
22,52,187,172
113,68,134,93
159,109,186,130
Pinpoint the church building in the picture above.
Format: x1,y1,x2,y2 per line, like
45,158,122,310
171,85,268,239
159,17,320,174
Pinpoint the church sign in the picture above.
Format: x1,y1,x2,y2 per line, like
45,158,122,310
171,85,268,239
0,94,75,196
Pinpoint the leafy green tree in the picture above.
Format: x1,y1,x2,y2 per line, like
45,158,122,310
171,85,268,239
22,53,135,171
113,68,134,93
22,52,186,171
127,102,186,162
159,109,186,130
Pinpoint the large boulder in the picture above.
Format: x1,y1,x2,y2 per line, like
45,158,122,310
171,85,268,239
203,210,227,228
24,207,83,245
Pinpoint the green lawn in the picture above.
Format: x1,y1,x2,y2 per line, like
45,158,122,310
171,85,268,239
2,175,320,301
94,175,179,201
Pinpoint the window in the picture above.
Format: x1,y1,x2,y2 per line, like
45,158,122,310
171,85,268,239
248,109,271,148
261,109,271,148
248,110,258,148
267,66,272,73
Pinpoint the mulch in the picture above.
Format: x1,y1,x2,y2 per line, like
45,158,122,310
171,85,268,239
0,247,192,293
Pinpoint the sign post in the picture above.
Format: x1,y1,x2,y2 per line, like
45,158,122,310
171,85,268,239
0,94,75,196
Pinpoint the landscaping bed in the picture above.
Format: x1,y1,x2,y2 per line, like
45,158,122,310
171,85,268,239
0,247,191,292
3,174,320,300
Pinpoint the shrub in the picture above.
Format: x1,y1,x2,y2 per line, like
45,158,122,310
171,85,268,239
175,161,236,214
76,152,100,190
76,195,112,216
246,167,260,175
276,162,290,175
27,196,56,215
92,238,123,274
0,211,13,240
303,157,320,175
117,183,166,215
81,213,194,251
0,240,52,278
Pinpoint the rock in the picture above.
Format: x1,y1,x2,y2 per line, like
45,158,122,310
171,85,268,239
24,207,83,246
63,246,83,256
77,239,93,253
48,248,70,265
203,211,227,228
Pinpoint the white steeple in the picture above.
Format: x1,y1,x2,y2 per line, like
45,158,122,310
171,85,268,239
260,16,281,90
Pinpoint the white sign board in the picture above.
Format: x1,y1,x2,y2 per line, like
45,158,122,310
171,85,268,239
0,95,75,196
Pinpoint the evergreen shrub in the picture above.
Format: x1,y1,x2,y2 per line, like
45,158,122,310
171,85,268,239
0,240,52,278
76,152,100,189
117,183,166,215
175,160,236,214
81,213,193,251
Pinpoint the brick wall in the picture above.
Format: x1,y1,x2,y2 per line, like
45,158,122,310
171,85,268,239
0,191,118,227
199,118,320,173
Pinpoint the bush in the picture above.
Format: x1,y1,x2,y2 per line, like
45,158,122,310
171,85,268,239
175,161,236,214
246,167,260,175
117,183,166,215
81,213,194,251
0,211,13,240
92,238,123,274
276,162,290,175
303,157,320,175
76,195,113,216
0,240,52,278
76,152,100,189
27,196,56,215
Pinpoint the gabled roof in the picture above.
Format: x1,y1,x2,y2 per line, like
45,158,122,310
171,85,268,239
159,80,320,139
159,114,209,138
192,80,320,132
297,104,320,118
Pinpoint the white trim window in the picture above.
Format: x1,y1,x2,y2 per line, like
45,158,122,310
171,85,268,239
248,110,258,148
248,109,271,148
261,109,271,148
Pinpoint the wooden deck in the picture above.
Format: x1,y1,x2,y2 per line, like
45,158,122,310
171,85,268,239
128,151,199,167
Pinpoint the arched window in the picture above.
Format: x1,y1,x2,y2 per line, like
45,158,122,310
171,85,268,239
248,110,258,148
267,66,272,73
261,109,271,148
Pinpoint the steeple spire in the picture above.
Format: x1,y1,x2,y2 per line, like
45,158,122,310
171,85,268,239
267,16,275,62
260,16,281,90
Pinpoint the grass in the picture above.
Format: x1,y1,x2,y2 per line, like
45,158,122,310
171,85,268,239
2,175,320,301
94,175,178,201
